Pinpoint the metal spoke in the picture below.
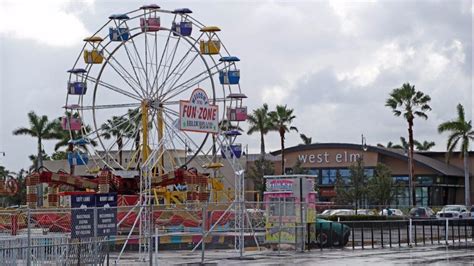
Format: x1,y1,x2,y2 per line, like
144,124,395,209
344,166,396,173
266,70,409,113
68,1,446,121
151,32,204,99
74,103,140,110
161,66,221,103
85,75,142,101
100,46,146,98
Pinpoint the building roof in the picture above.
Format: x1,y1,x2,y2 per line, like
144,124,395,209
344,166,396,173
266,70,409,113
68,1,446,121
271,143,465,177
246,153,281,162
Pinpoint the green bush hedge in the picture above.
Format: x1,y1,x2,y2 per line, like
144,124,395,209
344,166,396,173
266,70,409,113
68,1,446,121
320,215,406,221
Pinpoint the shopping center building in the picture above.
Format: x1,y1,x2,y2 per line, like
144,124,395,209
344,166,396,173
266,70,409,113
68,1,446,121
267,143,474,206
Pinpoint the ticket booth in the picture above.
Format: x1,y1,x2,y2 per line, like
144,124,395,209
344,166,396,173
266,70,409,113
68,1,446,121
263,175,317,248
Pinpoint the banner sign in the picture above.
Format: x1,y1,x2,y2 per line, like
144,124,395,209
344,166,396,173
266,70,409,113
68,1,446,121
71,193,118,238
71,194,95,238
95,193,117,237
266,179,295,192
179,88,219,133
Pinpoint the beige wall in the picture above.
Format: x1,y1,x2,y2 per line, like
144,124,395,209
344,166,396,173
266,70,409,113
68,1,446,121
379,155,439,176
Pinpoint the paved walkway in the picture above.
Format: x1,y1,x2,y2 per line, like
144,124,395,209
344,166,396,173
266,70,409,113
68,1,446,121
112,241,474,265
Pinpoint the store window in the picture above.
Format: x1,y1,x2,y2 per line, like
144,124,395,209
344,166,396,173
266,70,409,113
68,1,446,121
417,176,434,185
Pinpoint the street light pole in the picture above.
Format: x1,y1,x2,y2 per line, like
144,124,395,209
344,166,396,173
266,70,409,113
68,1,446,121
361,134,367,209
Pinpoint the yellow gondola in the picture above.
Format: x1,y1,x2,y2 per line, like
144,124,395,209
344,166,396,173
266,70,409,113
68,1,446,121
83,36,104,64
83,36,103,42
202,162,224,169
199,26,221,55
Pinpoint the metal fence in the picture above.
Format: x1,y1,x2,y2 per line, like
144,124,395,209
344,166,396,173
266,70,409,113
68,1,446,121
0,202,473,265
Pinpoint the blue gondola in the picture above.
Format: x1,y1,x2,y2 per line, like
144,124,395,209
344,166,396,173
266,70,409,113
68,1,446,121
219,70,240,85
171,21,192,36
68,138,89,146
68,82,87,95
223,130,242,136
67,151,89,166
172,8,192,14
109,27,130,41
219,56,240,62
67,68,87,74
221,144,242,159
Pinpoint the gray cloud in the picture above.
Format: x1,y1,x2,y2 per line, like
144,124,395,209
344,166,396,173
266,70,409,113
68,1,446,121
0,0,472,171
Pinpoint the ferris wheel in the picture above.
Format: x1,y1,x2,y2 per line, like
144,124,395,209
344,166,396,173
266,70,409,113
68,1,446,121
63,5,247,176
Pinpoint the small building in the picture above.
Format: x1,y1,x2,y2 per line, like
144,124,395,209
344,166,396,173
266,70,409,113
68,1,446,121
269,143,474,206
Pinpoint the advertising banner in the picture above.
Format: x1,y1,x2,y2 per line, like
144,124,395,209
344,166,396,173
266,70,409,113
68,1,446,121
179,88,218,133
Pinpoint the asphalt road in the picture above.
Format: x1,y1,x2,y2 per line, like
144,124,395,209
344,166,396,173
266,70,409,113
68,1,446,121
112,242,474,265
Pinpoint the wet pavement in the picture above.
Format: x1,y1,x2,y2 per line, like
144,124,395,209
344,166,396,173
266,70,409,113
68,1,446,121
112,242,474,265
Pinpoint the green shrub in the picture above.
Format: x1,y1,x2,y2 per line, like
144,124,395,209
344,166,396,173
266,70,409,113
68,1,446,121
320,215,405,221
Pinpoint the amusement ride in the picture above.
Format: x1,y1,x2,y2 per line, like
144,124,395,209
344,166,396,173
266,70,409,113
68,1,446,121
21,4,253,262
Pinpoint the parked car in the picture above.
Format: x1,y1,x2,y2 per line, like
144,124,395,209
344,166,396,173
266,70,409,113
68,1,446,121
308,218,351,248
378,208,404,216
470,206,474,218
330,209,355,216
356,209,376,215
409,207,435,219
320,209,336,216
436,205,470,219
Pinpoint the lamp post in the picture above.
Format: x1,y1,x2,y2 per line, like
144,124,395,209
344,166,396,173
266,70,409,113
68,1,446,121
361,134,367,209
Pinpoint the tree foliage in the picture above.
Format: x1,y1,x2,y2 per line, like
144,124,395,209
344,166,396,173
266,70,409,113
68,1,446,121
269,105,298,172
438,103,474,205
368,163,397,207
247,158,275,197
247,103,273,157
335,158,368,211
385,83,431,206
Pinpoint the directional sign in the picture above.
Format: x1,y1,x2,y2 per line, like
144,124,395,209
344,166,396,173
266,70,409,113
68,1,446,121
95,193,117,237
71,194,95,238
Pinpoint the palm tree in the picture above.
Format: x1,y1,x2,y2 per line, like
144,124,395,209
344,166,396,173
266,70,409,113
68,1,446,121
269,105,298,173
28,151,50,172
391,136,409,150
13,111,60,171
299,133,312,145
438,103,474,206
247,103,273,158
386,83,431,206
377,141,395,148
415,140,435,151
101,116,128,166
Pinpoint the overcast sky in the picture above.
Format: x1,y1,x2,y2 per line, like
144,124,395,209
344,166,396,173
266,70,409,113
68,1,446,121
0,0,473,171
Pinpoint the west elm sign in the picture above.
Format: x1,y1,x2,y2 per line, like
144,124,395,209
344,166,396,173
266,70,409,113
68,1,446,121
297,151,362,164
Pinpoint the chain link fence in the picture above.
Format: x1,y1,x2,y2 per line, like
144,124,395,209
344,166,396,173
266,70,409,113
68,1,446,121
0,202,473,265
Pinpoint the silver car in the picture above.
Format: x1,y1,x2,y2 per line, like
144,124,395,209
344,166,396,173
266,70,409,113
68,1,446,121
436,205,470,219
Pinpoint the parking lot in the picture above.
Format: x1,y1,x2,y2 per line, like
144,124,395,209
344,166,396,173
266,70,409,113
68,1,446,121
112,242,474,265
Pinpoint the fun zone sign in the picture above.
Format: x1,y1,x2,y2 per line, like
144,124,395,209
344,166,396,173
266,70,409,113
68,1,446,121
179,88,219,133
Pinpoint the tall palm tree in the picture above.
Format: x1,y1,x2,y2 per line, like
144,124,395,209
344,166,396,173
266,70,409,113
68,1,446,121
438,103,474,206
391,136,409,150
299,133,312,145
13,111,60,171
247,103,273,158
269,105,298,173
101,116,128,166
415,140,435,151
377,141,395,148
386,83,431,206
